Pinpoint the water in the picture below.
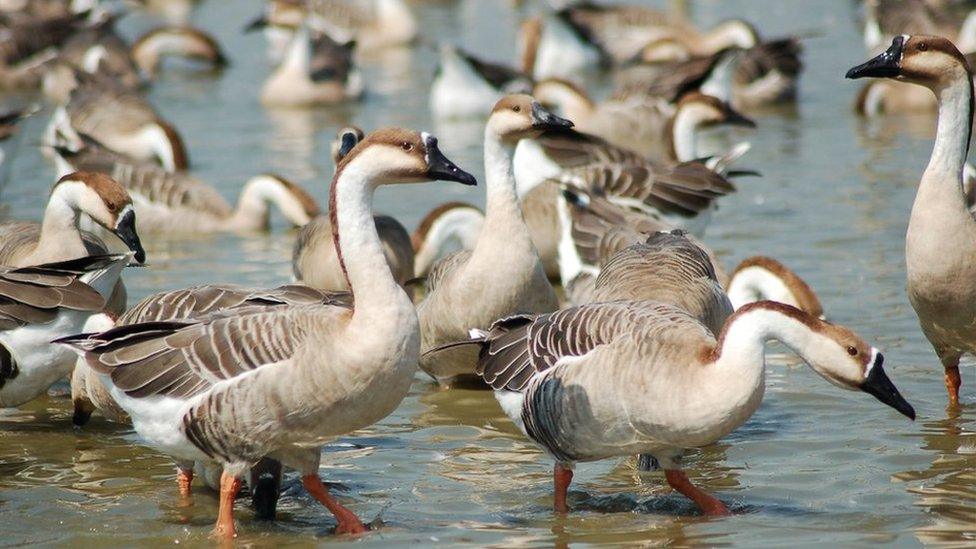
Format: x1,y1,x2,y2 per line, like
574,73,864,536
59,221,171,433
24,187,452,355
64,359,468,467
1,0,974,546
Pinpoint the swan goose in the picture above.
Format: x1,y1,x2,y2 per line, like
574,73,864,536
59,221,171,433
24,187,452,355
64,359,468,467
53,134,319,233
260,26,363,107
293,126,415,294
58,128,477,538
465,296,915,515
430,43,533,120
418,95,570,387
847,35,976,406
130,26,227,77
411,201,484,278
0,253,130,407
46,71,190,171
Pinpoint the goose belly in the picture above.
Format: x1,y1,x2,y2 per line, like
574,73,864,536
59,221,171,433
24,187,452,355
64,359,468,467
108,382,212,463
0,313,93,407
533,28,601,80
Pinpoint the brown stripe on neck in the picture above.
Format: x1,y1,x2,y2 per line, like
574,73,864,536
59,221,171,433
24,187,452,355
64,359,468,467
155,119,189,170
411,201,480,251
327,174,350,295
732,256,824,318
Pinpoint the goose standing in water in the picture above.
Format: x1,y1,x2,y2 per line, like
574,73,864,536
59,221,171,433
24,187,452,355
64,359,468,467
58,128,476,538
260,27,362,107
847,35,976,406
293,126,415,293
467,298,915,515
418,96,570,386
53,135,319,233
0,254,130,407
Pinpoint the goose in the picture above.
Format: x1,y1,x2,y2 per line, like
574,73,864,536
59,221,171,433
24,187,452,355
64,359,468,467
465,297,915,515
853,51,976,115
260,26,363,107
418,95,570,387
0,9,86,89
727,256,824,319
0,253,130,408
430,43,533,120
292,126,415,293
411,201,483,278
130,26,228,77
53,135,319,233
847,35,976,406
46,71,189,171
532,81,755,162
56,13,144,91
57,127,477,538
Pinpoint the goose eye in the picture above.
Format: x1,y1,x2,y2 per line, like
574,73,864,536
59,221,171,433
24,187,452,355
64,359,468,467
401,142,413,151
512,105,521,112
106,202,118,213
917,42,928,52
847,346,858,357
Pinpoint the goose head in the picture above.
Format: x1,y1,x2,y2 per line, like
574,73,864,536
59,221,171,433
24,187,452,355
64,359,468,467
53,171,146,263
846,35,971,91
336,128,477,187
241,174,321,227
487,94,573,143
330,125,365,167
675,92,756,129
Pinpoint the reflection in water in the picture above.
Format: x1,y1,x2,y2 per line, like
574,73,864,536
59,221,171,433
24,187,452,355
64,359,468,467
264,107,353,181
895,411,976,547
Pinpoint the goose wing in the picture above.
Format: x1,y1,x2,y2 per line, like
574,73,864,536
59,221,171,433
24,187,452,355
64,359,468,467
734,38,803,85
476,300,712,392
63,304,347,400
0,255,117,330
425,249,472,294
534,129,644,169
110,162,233,216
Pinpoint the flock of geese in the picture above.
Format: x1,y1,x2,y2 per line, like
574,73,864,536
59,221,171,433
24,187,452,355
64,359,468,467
0,0,971,540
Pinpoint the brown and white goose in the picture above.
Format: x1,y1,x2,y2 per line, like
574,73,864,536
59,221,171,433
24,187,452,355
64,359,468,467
292,126,415,293
53,135,319,233
847,35,976,406
467,297,915,515
418,96,569,386
0,254,130,408
46,72,189,171
532,80,755,162
57,128,476,538
130,26,227,77
260,26,362,107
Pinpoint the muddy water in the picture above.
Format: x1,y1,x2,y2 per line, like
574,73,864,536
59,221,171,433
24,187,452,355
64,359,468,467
1,0,974,546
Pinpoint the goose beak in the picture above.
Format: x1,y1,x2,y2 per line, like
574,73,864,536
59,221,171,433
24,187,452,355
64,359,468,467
243,14,268,33
860,352,915,420
846,36,904,79
113,208,146,264
338,132,359,158
531,101,574,131
723,107,756,128
423,133,477,186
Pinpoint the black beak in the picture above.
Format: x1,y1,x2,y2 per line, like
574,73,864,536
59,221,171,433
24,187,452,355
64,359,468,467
243,14,268,33
423,133,477,186
723,106,756,128
51,144,77,159
846,36,905,79
860,353,916,420
338,131,359,159
531,101,574,131
113,209,146,264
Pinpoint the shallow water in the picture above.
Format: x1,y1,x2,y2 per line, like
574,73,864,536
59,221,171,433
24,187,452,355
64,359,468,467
1,0,975,546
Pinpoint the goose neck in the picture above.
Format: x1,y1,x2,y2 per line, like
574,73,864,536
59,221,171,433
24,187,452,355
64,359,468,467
926,74,973,182
668,106,703,162
330,163,411,319
37,185,87,261
230,176,312,231
709,304,818,381
481,132,525,229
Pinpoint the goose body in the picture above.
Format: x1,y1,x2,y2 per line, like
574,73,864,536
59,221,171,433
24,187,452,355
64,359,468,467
418,96,568,386
55,137,319,233
260,27,362,107
848,35,976,406
59,127,477,537
470,299,915,514
0,254,129,407
430,44,532,120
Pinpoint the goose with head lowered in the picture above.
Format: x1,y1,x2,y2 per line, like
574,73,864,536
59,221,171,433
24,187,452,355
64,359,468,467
260,26,362,107
53,134,320,234
418,95,570,387
57,128,476,539
464,296,915,515
847,35,976,406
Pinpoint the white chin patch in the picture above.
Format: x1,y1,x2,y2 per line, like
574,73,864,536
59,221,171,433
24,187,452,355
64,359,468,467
866,347,880,376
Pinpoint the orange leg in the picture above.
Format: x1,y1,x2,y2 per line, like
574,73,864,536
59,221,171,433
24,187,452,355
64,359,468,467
301,474,367,535
664,469,729,516
945,364,962,407
211,472,241,539
176,466,193,498
553,463,574,514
